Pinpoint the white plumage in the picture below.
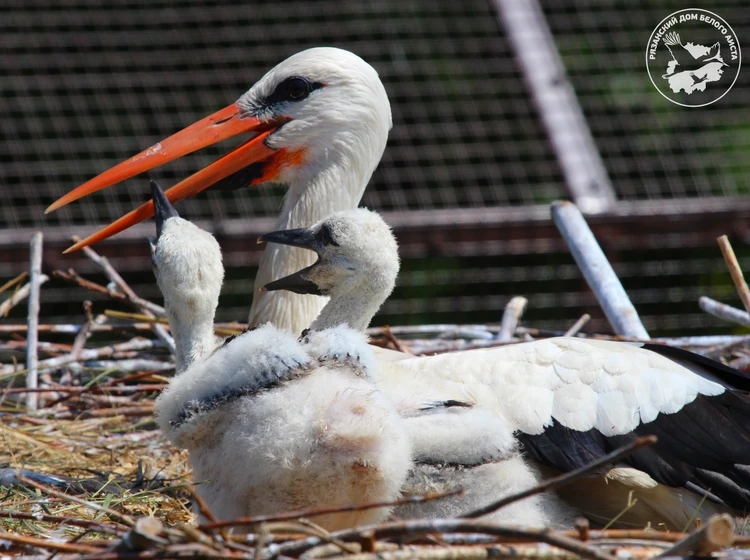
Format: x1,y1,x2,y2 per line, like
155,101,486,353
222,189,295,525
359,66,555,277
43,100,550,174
378,337,725,438
394,403,575,527
151,210,224,372
375,338,750,528
262,210,577,528
261,207,400,334
153,205,411,530
54,48,750,530
157,324,411,530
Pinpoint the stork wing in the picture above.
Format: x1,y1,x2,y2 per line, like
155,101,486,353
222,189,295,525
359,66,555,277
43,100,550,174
664,41,695,68
380,337,750,510
517,389,750,510
154,325,311,447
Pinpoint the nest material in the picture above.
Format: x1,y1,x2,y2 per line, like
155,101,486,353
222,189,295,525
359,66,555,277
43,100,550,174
4,240,750,558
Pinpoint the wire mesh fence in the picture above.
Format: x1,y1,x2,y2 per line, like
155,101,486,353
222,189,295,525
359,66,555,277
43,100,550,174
2,0,750,336
2,0,566,231
544,1,750,201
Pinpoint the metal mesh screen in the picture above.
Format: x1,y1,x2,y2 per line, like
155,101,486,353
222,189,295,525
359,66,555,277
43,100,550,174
2,0,750,338
543,1,750,200
2,0,565,233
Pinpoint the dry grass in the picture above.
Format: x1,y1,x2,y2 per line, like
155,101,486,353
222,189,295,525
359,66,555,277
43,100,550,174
0,390,194,545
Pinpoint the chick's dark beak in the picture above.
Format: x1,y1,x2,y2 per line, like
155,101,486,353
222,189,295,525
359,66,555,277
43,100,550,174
262,264,324,296
259,226,326,295
150,180,180,239
258,227,319,251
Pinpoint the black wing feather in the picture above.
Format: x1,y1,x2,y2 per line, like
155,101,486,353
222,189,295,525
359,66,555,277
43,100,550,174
520,343,750,511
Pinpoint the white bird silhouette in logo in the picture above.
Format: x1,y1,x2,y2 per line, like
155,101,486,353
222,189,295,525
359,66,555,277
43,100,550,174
662,32,728,94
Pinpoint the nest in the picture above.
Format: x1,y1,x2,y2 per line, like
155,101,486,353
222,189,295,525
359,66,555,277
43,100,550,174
4,235,750,558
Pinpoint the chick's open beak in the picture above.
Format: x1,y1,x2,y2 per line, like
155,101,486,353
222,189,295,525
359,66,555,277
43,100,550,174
259,227,323,296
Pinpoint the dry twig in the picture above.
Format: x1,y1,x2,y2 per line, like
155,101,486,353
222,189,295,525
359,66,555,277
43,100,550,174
274,519,613,560
0,322,158,335
0,338,166,376
17,474,136,527
699,296,750,328
104,310,242,337
52,269,165,316
717,235,750,315
656,513,734,557
117,517,167,552
0,530,101,554
202,489,463,531
0,509,124,536
26,232,44,410
71,300,95,359
0,277,49,318
496,296,527,341
2,384,165,395
380,325,413,355
0,271,28,295
552,201,649,339
74,238,175,355
564,314,590,337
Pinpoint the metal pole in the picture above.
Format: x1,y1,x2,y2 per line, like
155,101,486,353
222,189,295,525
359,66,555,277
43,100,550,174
494,0,617,214
552,201,649,338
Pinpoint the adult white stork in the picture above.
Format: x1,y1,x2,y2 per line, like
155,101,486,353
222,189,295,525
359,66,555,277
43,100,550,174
151,189,411,530
49,47,390,334
49,47,750,529
375,339,750,528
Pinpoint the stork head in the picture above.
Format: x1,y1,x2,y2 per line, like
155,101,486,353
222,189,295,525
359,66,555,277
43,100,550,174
150,181,224,326
50,48,392,253
259,208,399,330
237,47,392,187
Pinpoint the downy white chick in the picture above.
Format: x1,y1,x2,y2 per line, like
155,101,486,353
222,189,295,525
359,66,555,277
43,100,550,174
149,180,223,372
154,207,410,530
261,210,575,528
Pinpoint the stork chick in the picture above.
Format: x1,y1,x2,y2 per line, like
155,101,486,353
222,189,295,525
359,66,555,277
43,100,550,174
149,181,223,372
260,207,400,333
154,205,410,530
260,210,575,528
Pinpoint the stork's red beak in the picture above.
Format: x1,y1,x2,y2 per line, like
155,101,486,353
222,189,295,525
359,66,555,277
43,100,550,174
47,103,290,253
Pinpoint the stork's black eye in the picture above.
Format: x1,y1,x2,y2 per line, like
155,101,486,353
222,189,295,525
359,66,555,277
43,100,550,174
265,76,322,105
286,77,310,100
318,224,340,247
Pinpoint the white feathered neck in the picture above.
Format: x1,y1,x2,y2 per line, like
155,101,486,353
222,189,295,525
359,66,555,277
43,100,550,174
155,217,224,372
243,48,393,334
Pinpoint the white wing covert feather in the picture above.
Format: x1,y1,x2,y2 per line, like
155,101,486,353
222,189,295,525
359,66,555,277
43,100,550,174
377,337,726,437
